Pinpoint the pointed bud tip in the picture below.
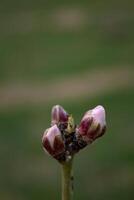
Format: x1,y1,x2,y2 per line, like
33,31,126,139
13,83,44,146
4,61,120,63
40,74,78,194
92,105,106,127
42,125,60,148
42,125,65,158
78,105,106,143
51,105,69,125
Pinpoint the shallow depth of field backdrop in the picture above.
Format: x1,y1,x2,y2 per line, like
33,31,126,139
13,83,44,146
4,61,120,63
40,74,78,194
0,1,134,200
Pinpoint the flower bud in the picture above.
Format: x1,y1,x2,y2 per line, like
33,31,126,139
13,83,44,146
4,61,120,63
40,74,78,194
42,125,65,159
78,105,106,143
51,105,69,126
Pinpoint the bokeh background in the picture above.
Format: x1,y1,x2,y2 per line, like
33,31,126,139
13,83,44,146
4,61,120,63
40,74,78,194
0,1,134,200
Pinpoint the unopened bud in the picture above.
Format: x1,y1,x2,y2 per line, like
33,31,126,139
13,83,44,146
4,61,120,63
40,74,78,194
51,105,69,126
78,105,106,143
42,125,65,159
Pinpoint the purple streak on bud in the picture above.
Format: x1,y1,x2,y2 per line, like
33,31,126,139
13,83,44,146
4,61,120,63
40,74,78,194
51,105,69,125
78,117,93,136
78,105,106,143
42,125,65,158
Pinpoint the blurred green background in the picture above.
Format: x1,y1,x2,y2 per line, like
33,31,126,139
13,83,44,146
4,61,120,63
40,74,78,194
0,1,134,200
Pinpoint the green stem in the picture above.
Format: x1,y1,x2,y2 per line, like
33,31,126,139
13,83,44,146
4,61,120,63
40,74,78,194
61,159,73,200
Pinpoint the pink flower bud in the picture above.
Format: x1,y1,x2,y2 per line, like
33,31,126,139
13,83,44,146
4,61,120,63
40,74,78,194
78,105,106,143
42,125,65,158
51,105,69,126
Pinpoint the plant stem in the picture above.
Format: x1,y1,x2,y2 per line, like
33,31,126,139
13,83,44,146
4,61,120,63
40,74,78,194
61,158,73,200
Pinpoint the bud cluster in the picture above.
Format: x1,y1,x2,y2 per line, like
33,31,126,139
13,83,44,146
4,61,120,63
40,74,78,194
42,105,106,162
